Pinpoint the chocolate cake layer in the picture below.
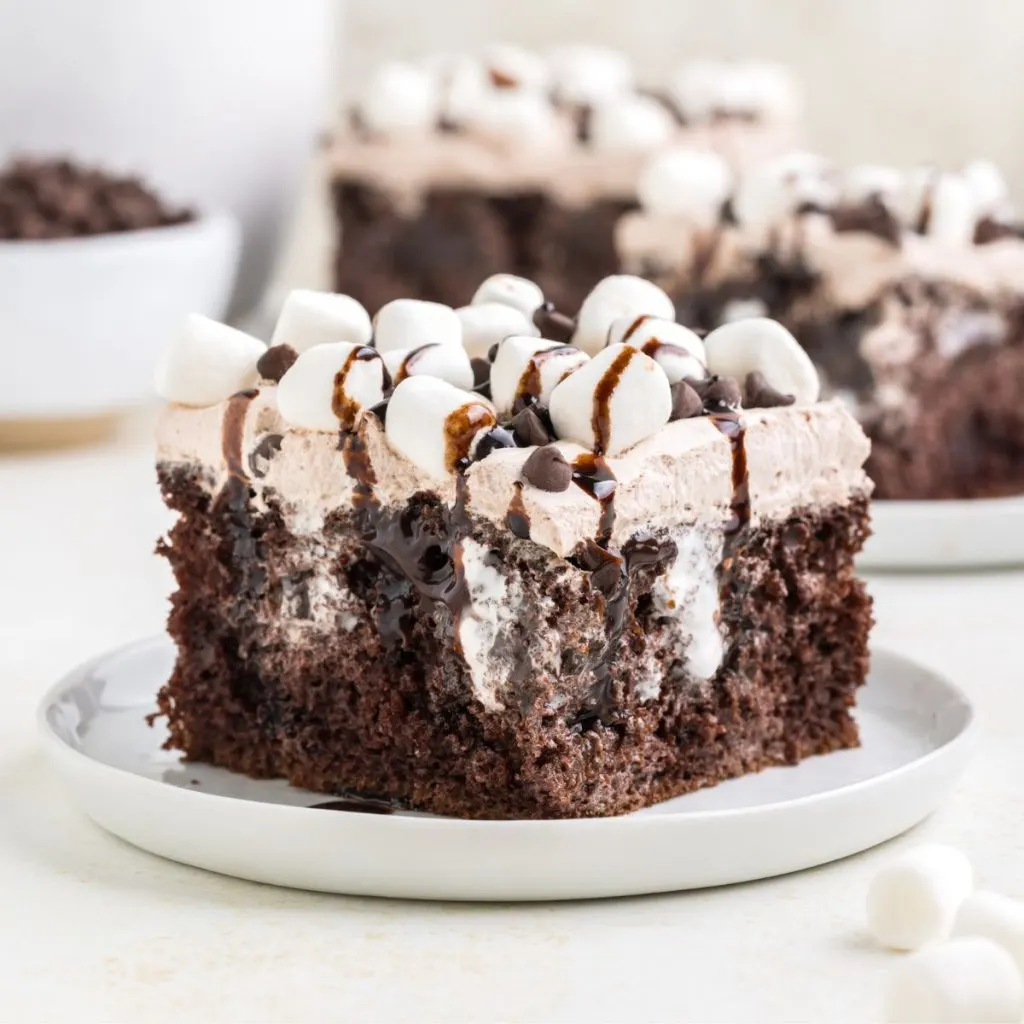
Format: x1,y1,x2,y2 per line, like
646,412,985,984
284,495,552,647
157,464,870,819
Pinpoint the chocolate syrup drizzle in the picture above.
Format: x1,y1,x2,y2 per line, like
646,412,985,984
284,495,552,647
506,481,531,540
221,389,259,483
515,345,580,408
571,454,617,546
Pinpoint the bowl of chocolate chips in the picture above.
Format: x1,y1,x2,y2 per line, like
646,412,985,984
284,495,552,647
0,156,239,443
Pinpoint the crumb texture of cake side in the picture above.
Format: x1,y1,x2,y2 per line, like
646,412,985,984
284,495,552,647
153,275,872,819
330,50,801,313
618,149,1024,499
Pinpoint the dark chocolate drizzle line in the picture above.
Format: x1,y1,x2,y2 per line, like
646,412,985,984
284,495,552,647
396,343,440,384
331,346,379,430
506,481,531,540
221,389,259,482
515,345,579,408
709,413,750,542
571,453,617,547
620,314,652,344
591,345,637,454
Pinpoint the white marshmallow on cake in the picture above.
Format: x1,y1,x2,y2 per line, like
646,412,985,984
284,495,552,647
381,343,475,390
356,62,439,137
573,275,675,357
843,165,905,209
927,173,980,246
668,60,726,122
549,45,633,106
471,274,545,318
155,314,266,407
963,159,1010,217
723,62,800,121
733,151,837,231
637,148,733,225
866,843,974,951
457,303,538,361
271,290,372,353
467,90,563,146
490,335,589,416
608,315,707,382
277,342,387,431
703,318,819,405
548,343,671,455
373,299,462,355
385,375,496,479
589,95,675,153
897,166,937,228
884,938,1023,1024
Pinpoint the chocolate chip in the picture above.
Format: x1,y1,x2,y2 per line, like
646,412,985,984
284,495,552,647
474,425,518,461
256,344,298,383
830,196,902,247
369,398,390,424
670,380,704,420
487,343,500,363
532,301,577,343
509,405,552,447
471,357,491,387
522,444,572,492
744,371,795,409
684,375,715,397
974,216,1024,245
702,376,743,412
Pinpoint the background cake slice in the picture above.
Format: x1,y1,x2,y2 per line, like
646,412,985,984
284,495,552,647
154,274,872,819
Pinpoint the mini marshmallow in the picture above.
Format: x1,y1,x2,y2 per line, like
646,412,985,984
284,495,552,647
490,335,590,415
898,166,938,228
732,151,837,231
884,937,1023,1024
548,343,672,455
271,290,372,354
927,173,980,246
467,89,563,146
456,303,538,361
276,342,387,431
385,375,496,479
573,275,675,357
381,343,475,390
608,315,707,383
843,165,905,208
471,274,545,318
954,891,1024,970
866,844,974,951
721,62,800,120
373,299,462,355
669,60,727,121
438,55,489,125
155,314,266,407
963,159,1009,216
703,318,820,405
589,94,675,153
549,45,633,106
356,62,439,137
482,43,550,92
637,148,733,223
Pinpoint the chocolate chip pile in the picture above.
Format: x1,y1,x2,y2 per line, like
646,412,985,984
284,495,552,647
0,157,195,240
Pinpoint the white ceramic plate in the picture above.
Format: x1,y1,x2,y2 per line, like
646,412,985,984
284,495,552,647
861,495,1024,571
39,636,976,902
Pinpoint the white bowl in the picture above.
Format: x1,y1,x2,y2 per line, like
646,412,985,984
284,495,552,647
0,213,240,419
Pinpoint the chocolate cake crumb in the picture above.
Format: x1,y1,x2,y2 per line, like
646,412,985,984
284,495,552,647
670,380,704,420
510,405,553,447
256,345,299,383
522,445,572,491
744,371,795,409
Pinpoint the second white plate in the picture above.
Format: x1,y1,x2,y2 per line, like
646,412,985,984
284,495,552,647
39,637,976,901
860,494,1024,571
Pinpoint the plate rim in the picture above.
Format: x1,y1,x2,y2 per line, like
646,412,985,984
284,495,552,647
37,634,979,831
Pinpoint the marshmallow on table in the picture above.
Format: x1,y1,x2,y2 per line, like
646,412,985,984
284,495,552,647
884,937,1023,1023
155,314,266,407
457,302,538,361
373,299,462,355
381,343,475,390
589,94,675,153
866,843,974,951
385,375,497,479
954,891,1024,970
490,335,590,416
471,274,545,318
276,342,386,431
356,62,439,137
271,290,372,353
548,343,672,455
608,315,707,382
549,45,633,106
703,318,820,406
637,148,733,224
928,173,981,246
573,275,675,356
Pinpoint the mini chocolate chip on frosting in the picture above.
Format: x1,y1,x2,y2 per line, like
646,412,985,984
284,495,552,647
701,376,742,412
256,344,299,383
670,380,704,420
744,370,795,409
510,405,553,447
522,444,572,492
532,302,577,344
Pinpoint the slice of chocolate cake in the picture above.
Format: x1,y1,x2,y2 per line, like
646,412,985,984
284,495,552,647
330,47,800,313
617,149,1024,499
153,273,872,820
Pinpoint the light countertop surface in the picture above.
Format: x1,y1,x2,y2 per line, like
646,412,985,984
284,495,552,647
2,414,1022,1023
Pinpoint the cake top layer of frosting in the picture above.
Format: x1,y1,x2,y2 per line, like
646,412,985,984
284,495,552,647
154,272,870,558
